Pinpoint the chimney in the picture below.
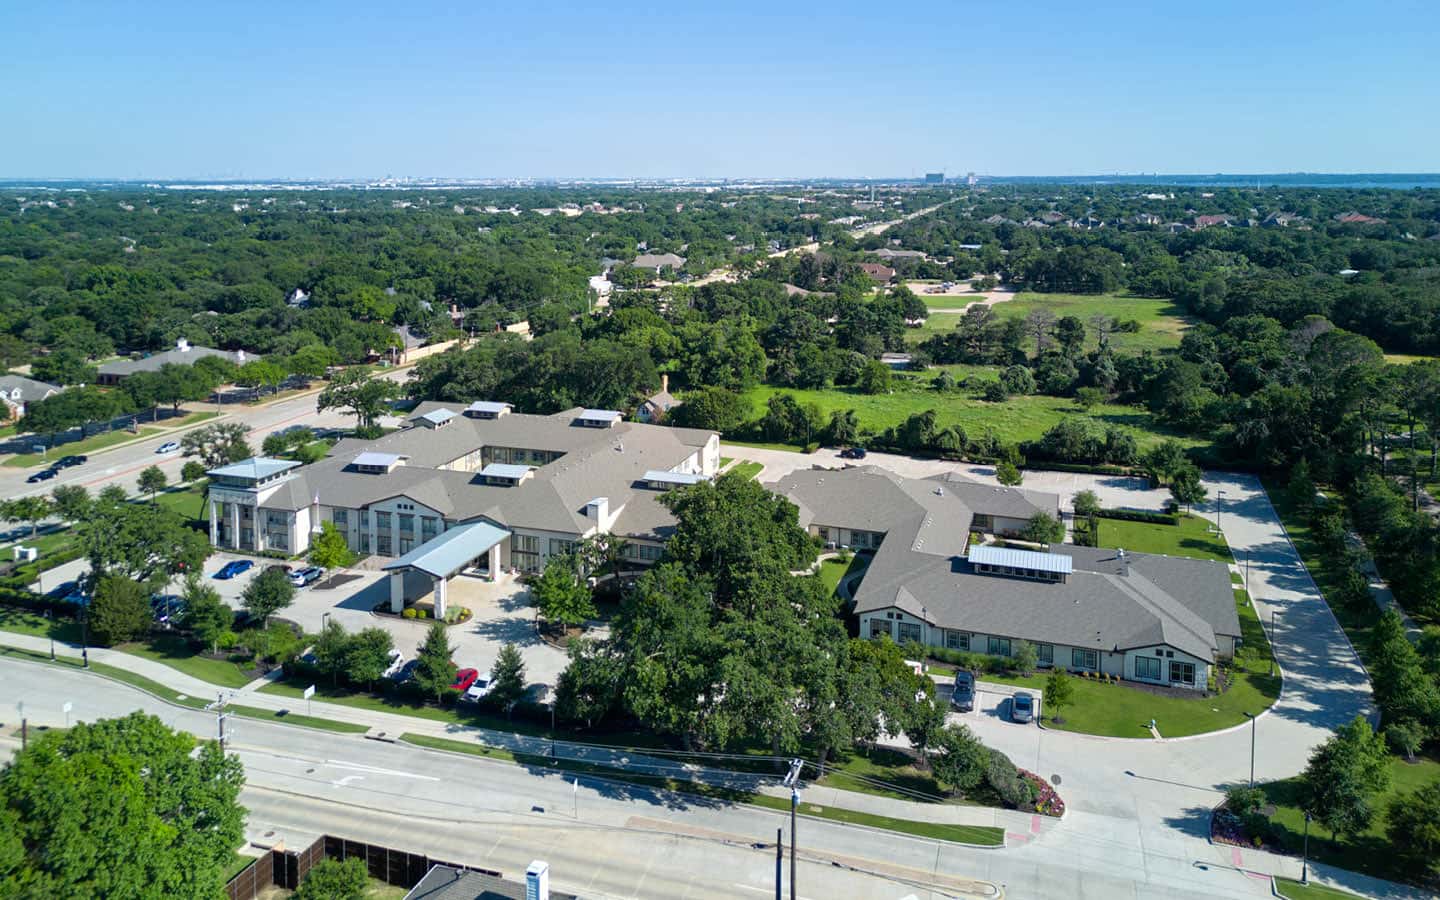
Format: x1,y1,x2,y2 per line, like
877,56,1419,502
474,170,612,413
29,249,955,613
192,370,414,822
176,337,190,353
1117,548,1128,577
585,497,609,525
660,373,669,393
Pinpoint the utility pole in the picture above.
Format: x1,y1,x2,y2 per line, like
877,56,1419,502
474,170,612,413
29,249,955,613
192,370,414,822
782,758,803,900
774,828,783,900
211,692,232,749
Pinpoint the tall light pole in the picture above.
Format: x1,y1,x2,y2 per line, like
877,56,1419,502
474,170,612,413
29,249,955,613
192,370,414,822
782,759,803,900
1215,489,1226,534
1243,711,1257,787
1301,812,1312,884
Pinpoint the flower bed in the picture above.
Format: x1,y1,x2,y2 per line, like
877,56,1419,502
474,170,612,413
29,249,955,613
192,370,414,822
1019,769,1065,817
1210,801,1270,850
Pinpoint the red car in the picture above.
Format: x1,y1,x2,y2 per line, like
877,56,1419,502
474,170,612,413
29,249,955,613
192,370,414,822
450,668,479,692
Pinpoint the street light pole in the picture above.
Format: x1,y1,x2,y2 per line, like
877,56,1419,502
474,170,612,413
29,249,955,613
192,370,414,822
789,787,798,900
1215,489,1226,534
80,605,89,669
1244,712,1256,787
1301,812,1312,884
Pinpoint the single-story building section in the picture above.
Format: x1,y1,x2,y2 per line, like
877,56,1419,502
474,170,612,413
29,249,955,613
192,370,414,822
97,338,256,385
0,374,61,420
776,466,1239,691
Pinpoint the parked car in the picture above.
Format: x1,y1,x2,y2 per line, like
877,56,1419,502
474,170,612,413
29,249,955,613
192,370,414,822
151,594,185,624
156,441,181,454
264,563,293,576
460,672,493,704
1011,692,1036,724
289,566,325,587
381,649,406,680
840,447,867,460
389,659,420,683
450,667,479,692
951,671,975,712
26,468,57,483
56,455,87,468
214,559,254,580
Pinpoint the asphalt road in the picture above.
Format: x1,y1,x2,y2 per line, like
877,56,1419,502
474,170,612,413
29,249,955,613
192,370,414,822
2,656,1280,900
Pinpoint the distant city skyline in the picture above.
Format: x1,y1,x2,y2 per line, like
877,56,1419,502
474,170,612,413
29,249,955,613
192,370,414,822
2,0,1436,179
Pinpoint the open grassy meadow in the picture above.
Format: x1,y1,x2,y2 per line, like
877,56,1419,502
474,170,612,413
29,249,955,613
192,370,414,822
913,291,1194,355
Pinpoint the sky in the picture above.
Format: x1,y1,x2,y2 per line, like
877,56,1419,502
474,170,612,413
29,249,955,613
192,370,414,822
1,0,1437,179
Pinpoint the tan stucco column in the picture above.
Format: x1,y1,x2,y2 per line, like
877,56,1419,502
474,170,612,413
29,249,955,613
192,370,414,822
209,500,219,545
488,543,500,583
389,571,405,614
433,576,448,620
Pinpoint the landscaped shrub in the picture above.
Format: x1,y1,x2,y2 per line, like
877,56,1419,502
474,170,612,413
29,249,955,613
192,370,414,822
985,749,1036,809
402,607,417,619
1095,508,1180,526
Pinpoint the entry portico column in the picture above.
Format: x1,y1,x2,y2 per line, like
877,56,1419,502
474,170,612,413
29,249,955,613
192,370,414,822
433,576,448,620
209,500,219,545
230,503,241,550
389,570,405,614
488,543,500,583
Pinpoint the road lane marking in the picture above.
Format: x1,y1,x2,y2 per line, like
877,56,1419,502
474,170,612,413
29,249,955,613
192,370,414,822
325,759,440,780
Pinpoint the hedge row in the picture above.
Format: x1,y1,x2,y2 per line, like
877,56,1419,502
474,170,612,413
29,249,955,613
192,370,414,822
1095,508,1179,526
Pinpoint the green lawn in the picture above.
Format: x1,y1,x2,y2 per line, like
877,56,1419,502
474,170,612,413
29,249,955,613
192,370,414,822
4,427,164,467
1096,514,1232,563
918,292,990,310
722,437,814,453
117,634,253,688
153,481,209,525
908,292,1193,355
740,382,1208,453
0,605,83,642
1259,755,1440,883
401,733,1003,846
817,553,868,597
226,702,369,734
1274,879,1364,900
726,460,764,480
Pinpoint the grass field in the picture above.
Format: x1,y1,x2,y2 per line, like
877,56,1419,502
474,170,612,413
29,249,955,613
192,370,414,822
740,382,1209,452
1274,879,1364,900
117,634,253,688
725,460,764,480
4,427,165,467
1259,754,1440,883
817,553,868,597
913,292,1194,355
154,480,209,525
400,733,1004,845
1096,514,1232,563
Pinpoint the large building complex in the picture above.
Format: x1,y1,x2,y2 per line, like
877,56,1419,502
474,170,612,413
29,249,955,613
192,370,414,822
777,466,1239,690
206,402,719,615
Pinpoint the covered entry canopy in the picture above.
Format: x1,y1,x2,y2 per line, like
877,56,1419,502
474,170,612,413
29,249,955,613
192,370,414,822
382,520,509,579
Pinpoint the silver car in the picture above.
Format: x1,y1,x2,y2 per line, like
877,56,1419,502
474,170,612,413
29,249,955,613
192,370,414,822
1011,692,1036,724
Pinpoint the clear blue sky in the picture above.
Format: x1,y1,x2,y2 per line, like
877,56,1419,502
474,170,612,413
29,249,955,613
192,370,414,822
2,0,1436,179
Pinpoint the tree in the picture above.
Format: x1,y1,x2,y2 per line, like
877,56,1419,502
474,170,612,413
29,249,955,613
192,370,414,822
181,422,251,469
1024,307,1058,359
138,465,168,502
1044,667,1075,723
1301,715,1392,840
240,568,294,627
80,499,210,589
1072,490,1101,518
318,368,397,432
1386,780,1440,879
89,574,152,646
1142,440,1189,486
0,711,245,898
1012,640,1038,676
489,642,527,712
50,484,90,524
343,627,395,690
1169,463,1207,513
532,553,597,632
668,386,747,433
181,460,206,483
856,359,892,395
930,723,990,795
1019,512,1064,545
414,621,457,703
180,575,232,655
294,858,368,900
996,460,1023,486
313,619,351,686
1367,610,1440,731
235,360,287,396
1386,720,1427,762
1,496,51,538
554,638,625,727
308,521,355,569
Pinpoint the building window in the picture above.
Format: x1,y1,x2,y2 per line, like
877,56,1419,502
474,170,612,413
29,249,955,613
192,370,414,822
1135,656,1161,681
898,622,922,645
333,509,348,527
1037,644,1053,666
987,636,1011,657
398,538,413,555
817,527,829,543
869,619,891,639
625,544,663,562
376,534,392,556
946,631,969,651
549,539,575,557
1169,661,1196,685
375,511,391,530
359,533,370,554
397,514,415,535
1071,648,1098,671
271,533,288,551
420,517,439,541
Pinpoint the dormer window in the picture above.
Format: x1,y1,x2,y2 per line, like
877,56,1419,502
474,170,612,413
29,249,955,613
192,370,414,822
478,463,534,486
464,401,511,419
352,452,406,474
575,409,622,428
416,408,456,429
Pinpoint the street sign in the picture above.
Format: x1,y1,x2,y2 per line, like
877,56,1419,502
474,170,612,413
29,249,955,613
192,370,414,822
62,701,72,727
303,685,316,700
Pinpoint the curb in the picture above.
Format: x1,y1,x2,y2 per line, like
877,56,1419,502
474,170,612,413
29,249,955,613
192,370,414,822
7,410,231,472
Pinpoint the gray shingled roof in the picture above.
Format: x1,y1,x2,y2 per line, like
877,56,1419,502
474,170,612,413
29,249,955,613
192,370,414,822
0,374,60,400
98,344,253,377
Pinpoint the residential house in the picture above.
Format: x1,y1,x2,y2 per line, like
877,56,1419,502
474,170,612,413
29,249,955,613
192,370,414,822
631,252,687,273
1191,214,1233,229
776,466,1238,690
635,374,679,424
1334,212,1387,225
96,338,255,385
0,374,61,421
859,263,896,284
